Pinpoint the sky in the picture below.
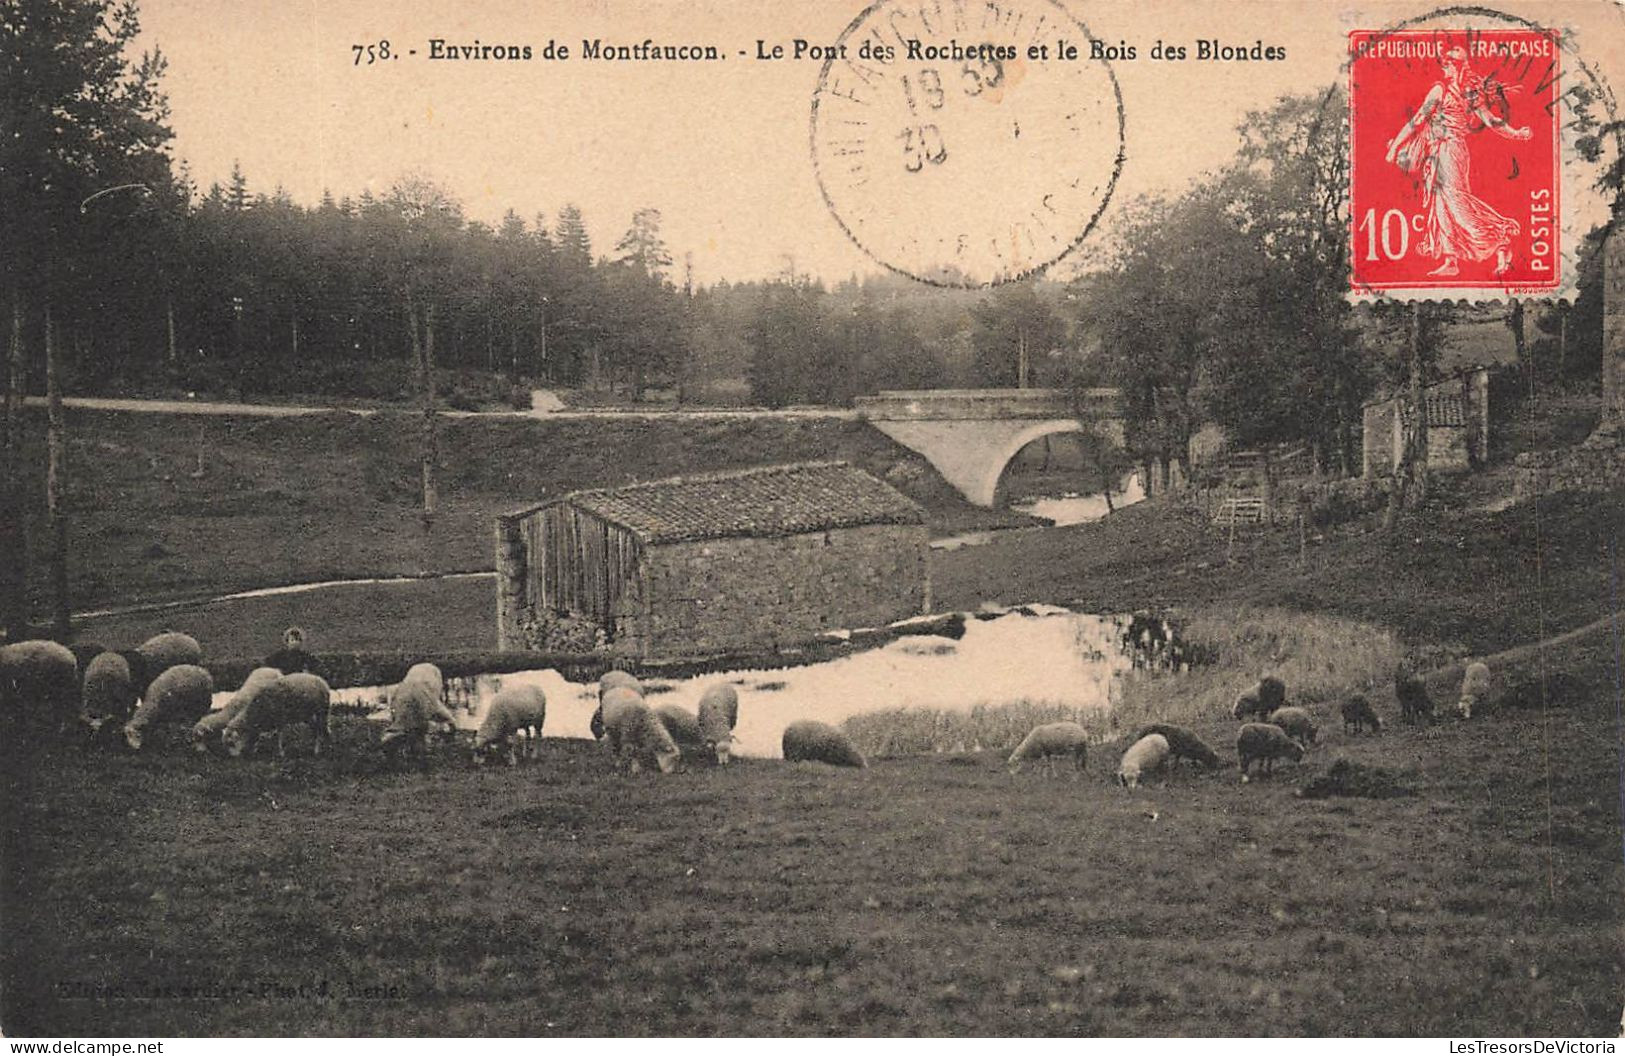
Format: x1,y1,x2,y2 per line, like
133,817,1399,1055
133,0,1624,286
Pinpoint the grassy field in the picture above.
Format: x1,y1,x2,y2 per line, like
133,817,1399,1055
2,622,1617,1037
8,408,1032,617
70,479,1622,667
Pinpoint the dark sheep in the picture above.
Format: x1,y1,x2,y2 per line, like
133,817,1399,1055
1394,667,1434,725
1340,695,1382,734
1131,723,1222,768
1236,722,1304,782
1231,675,1287,722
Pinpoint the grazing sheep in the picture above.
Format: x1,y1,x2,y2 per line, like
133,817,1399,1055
1267,706,1318,747
0,639,79,737
598,686,647,753
123,664,214,750
380,663,456,756
1394,667,1434,725
1236,723,1304,782
1116,733,1170,789
782,720,867,768
1231,675,1287,722
1131,723,1222,769
602,693,680,773
1007,721,1089,774
1457,661,1491,719
591,670,643,741
1341,695,1382,734
600,670,642,694
135,632,203,692
654,702,706,754
68,641,110,675
696,683,740,765
223,673,332,758
191,666,281,752
473,685,548,766
80,650,140,738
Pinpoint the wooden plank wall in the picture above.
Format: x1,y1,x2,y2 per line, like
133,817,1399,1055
517,503,642,626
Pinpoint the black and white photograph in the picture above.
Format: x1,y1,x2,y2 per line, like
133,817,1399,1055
1,0,1622,1039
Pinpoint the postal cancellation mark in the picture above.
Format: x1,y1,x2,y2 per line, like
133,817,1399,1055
810,0,1124,288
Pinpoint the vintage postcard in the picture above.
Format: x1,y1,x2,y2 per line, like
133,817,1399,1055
1,0,1621,1041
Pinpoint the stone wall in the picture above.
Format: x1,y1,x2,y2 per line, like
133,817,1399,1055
1513,421,1625,498
617,523,930,658
1515,226,1625,497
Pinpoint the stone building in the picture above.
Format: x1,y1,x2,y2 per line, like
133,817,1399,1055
1362,367,1491,476
494,462,929,659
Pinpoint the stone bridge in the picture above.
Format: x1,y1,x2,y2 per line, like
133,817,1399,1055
855,388,1126,507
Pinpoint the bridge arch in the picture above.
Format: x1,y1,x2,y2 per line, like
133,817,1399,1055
856,389,1126,508
984,419,1085,508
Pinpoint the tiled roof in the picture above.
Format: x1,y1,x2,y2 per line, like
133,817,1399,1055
554,462,924,543
1425,394,1466,427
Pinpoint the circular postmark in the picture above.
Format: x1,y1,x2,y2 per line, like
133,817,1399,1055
810,0,1125,288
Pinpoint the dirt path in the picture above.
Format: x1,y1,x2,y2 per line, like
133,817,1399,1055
24,395,856,420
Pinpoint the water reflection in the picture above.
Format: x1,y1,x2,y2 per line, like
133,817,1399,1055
214,609,1172,759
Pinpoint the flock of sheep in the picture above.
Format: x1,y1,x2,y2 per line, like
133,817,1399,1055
0,630,1493,786
0,631,876,772
1007,663,1496,791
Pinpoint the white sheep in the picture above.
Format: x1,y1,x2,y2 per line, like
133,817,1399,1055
654,702,706,755
591,670,643,740
380,663,455,755
1458,661,1491,719
0,639,79,737
135,632,203,692
602,690,680,773
1117,733,1170,789
124,663,214,750
191,666,281,752
1236,722,1304,782
223,672,332,758
80,650,140,739
1007,721,1089,774
782,720,867,768
696,684,740,765
474,684,548,766
1266,706,1318,747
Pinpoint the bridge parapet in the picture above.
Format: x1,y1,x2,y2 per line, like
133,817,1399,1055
855,388,1120,421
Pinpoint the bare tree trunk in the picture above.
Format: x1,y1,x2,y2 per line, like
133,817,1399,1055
1409,302,1429,504
407,296,438,543
1557,303,1569,378
3,290,28,638
45,308,69,639
1384,303,1428,531
1509,299,1527,382
166,296,177,367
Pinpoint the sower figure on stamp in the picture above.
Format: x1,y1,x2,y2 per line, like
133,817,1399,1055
1383,45,1533,278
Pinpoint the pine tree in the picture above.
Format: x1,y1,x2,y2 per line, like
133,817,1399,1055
613,206,672,277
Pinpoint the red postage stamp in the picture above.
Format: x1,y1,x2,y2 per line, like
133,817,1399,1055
1349,29,1561,296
